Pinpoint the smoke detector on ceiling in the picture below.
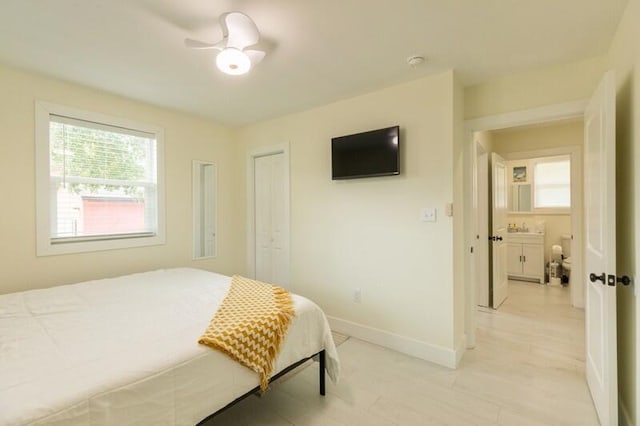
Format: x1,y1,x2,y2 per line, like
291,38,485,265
407,55,425,68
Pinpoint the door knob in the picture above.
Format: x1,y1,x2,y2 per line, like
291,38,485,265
609,274,631,286
488,236,503,241
590,272,631,286
617,275,631,286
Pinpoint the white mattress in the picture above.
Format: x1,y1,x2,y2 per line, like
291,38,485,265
0,268,340,426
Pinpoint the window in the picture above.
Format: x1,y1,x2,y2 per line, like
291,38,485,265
36,101,165,255
533,155,571,209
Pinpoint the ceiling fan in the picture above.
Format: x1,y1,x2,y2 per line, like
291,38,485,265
185,11,266,76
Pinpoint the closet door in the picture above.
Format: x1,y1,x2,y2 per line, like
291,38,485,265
269,153,288,285
254,152,288,285
254,155,273,282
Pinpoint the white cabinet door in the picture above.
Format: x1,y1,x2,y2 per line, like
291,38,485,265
522,244,543,279
507,234,545,283
507,243,523,276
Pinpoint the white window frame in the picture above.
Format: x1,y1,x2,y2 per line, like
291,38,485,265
35,100,165,256
532,154,572,213
192,160,218,260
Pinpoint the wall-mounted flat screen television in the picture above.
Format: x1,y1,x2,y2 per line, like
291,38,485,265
331,126,400,180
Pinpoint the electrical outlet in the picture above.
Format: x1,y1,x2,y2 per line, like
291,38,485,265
353,288,361,303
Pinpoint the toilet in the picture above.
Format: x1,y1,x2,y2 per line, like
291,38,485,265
561,234,572,286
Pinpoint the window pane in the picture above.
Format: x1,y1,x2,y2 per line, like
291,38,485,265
534,158,571,208
49,118,157,240
535,186,571,207
534,161,570,185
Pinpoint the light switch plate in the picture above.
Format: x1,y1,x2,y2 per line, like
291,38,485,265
421,207,437,222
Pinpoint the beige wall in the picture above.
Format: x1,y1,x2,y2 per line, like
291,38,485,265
475,130,494,154
492,120,583,153
608,0,640,422
0,64,244,294
238,71,461,358
464,55,607,120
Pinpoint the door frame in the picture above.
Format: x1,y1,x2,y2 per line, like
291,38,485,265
246,143,291,282
464,100,587,348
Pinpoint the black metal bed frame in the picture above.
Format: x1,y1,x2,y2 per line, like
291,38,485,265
196,350,326,425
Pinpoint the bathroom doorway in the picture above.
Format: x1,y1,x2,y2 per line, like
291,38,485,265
474,119,584,310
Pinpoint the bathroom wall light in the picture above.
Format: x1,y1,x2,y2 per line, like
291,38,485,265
216,48,251,75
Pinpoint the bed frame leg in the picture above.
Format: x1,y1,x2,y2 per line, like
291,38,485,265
319,350,326,396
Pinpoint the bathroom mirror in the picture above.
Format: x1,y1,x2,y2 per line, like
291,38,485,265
510,183,531,212
193,160,217,259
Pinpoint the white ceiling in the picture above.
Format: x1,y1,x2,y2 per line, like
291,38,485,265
0,0,628,126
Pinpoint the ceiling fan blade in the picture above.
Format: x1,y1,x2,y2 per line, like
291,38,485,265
244,49,266,65
243,39,274,53
184,38,224,50
221,11,260,50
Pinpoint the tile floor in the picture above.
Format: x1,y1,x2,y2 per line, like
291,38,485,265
203,280,598,425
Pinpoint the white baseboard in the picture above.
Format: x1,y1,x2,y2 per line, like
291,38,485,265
619,397,632,426
327,315,464,369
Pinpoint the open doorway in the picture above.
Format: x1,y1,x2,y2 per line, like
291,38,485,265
464,73,620,425
463,100,589,349
473,119,584,310
465,117,597,422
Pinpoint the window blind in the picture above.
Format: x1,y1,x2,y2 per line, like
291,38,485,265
533,157,571,208
49,114,158,243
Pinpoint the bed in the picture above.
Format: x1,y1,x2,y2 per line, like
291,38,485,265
0,268,340,425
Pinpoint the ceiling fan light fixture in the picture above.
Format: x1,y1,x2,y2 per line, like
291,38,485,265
216,47,251,75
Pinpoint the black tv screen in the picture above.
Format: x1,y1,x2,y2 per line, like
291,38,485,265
331,126,400,180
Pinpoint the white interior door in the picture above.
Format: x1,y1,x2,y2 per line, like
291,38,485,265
584,70,617,426
254,152,289,285
491,153,508,308
476,144,490,307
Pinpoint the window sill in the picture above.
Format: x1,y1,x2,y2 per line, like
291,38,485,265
37,233,165,256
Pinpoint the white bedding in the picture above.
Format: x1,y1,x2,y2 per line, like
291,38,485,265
0,268,340,426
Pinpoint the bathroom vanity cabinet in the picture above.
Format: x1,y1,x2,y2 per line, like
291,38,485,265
507,233,544,283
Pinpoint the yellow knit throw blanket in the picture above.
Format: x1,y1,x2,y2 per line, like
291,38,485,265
198,275,295,391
